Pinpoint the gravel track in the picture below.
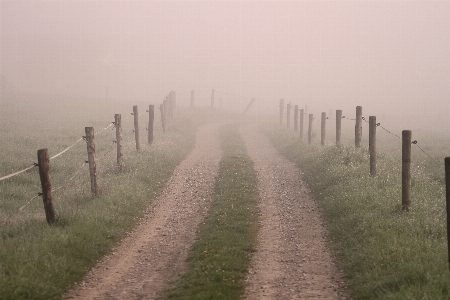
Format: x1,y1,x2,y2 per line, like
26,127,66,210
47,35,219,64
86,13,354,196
241,124,348,299
65,123,222,299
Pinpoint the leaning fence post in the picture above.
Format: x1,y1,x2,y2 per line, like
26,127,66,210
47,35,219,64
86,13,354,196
402,130,412,211
133,105,140,150
37,149,55,224
336,110,342,145
308,114,313,145
279,99,284,126
299,109,304,140
115,114,123,169
369,116,377,175
147,105,154,144
355,106,362,148
85,127,98,196
321,112,326,146
445,157,450,270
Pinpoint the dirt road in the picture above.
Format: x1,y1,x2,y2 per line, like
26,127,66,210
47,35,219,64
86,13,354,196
65,122,347,299
241,124,347,299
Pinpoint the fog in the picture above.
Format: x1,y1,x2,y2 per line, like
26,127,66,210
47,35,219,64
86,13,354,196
1,1,449,130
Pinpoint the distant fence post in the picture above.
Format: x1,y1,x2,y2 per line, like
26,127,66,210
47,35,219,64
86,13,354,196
287,103,291,128
294,105,298,132
308,114,313,145
133,105,140,150
279,99,284,126
37,148,55,224
299,109,304,140
355,106,362,148
190,90,194,108
211,89,215,108
115,114,123,169
85,127,99,196
147,105,154,144
402,130,412,211
321,112,326,146
160,103,166,133
369,116,377,175
336,110,342,145
445,157,450,270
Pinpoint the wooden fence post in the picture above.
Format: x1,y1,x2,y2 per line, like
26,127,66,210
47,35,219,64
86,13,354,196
190,90,194,108
115,114,123,169
279,99,284,126
294,105,298,132
147,105,154,144
287,103,291,128
160,103,166,133
308,114,313,145
355,106,362,148
133,105,140,150
445,157,450,270
321,112,326,146
402,130,412,211
336,110,342,145
299,109,304,140
37,149,55,224
369,116,377,175
85,127,98,196
211,89,215,108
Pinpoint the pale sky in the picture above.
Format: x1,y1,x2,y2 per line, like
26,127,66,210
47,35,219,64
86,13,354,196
1,1,449,115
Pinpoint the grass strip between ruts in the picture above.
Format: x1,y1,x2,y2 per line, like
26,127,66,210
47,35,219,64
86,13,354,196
161,123,259,300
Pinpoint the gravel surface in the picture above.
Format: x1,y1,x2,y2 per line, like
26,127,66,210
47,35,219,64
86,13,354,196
240,124,349,299
64,123,222,299
65,122,349,299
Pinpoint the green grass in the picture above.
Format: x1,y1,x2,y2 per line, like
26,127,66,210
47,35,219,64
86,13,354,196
263,123,450,299
161,123,259,300
0,94,203,299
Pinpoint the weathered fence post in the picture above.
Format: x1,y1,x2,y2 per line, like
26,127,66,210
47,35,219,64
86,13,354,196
147,105,154,144
369,116,377,175
133,105,140,150
321,112,326,146
279,99,284,126
287,103,291,128
85,127,98,196
160,103,166,133
355,106,362,148
211,89,215,108
190,90,194,108
445,157,450,270
294,105,298,132
336,110,342,145
37,149,55,224
115,114,123,169
299,108,304,140
308,114,313,145
402,130,412,211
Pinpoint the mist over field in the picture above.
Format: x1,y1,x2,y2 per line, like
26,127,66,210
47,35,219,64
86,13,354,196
1,1,449,131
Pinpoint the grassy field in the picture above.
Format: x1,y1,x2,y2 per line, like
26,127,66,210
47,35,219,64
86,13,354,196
161,123,259,300
263,122,450,299
0,94,207,299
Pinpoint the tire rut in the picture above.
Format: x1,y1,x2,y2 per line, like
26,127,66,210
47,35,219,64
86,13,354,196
64,123,222,300
241,124,348,299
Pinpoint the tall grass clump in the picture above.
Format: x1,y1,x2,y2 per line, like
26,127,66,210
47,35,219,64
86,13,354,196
161,123,259,300
262,123,449,299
